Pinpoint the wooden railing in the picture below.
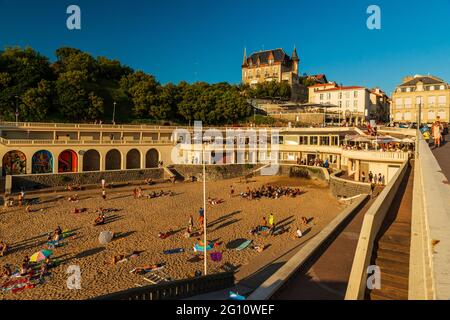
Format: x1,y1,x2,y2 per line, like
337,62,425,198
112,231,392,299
92,271,235,300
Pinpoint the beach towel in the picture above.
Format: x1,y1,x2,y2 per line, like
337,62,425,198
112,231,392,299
193,243,214,252
210,252,222,262
236,240,252,251
229,291,246,300
163,248,184,255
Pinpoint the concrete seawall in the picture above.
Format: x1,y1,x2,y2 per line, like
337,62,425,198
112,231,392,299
10,168,164,193
330,171,372,198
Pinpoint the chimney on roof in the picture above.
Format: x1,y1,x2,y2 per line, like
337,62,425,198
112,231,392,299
403,75,414,83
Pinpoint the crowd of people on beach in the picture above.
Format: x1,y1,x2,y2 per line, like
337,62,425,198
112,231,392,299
239,184,302,200
2,172,317,297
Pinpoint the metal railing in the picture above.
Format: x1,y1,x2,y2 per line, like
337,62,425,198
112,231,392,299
92,271,234,300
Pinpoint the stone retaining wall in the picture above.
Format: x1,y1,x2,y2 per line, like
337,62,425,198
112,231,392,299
330,171,372,198
276,165,328,181
168,164,262,182
11,168,164,192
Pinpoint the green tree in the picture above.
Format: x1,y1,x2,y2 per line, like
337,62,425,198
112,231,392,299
20,80,54,121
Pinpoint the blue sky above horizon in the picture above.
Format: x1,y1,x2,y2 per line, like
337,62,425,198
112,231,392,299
1,0,450,95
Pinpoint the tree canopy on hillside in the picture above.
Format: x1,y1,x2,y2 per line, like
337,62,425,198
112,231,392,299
0,46,289,124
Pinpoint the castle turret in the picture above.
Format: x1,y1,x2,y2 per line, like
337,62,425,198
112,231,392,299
292,46,299,74
242,47,248,67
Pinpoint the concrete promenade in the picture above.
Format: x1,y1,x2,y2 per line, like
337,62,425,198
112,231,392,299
431,139,450,182
271,196,376,299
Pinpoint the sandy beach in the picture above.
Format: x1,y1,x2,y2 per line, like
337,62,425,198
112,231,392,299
0,175,347,300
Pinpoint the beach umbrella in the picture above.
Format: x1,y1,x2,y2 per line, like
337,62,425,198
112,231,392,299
99,231,114,245
30,250,53,263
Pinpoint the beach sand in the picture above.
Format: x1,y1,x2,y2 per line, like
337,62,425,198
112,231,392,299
0,175,346,300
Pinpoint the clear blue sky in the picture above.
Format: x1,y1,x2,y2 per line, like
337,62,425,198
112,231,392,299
1,0,450,95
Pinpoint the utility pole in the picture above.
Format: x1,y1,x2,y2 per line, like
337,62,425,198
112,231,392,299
112,101,116,125
202,143,207,275
15,96,19,124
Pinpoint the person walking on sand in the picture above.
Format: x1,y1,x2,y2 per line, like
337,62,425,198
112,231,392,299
268,213,275,230
101,178,106,189
198,207,205,229
102,189,107,200
229,185,235,198
188,215,194,230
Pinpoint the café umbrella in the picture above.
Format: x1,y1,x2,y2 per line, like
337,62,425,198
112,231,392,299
30,250,53,263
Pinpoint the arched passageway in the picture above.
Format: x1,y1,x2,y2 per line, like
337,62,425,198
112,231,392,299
126,149,141,169
145,149,159,168
32,150,53,174
105,149,122,171
58,150,78,173
2,150,27,175
82,149,101,172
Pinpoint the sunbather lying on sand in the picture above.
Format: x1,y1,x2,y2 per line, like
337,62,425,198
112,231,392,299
291,227,303,239
207,197,224,205
253,244,265,253
68,194,79,202
94,213,106,226
158,229,174,239
130,263,163,275
108,251,141,265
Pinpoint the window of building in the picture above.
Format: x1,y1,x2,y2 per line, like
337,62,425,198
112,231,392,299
354,91,358,98
438,96,447,105
346,101,350,108
428,96,436,106
331,136,339,146
438,110,446,119
327,93,331,99
428,110,435,120
405,98,412,108
299,136,308,145
440,85,445,90
269,59,274,65
320,94,324,100
345,92,350,99
395,112,402,121
339,92,342,99
309,136,318,145
430,85,435,91
320,136,330,146
395,98,402,108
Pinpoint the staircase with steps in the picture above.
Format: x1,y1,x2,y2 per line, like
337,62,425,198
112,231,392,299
367,163,413,300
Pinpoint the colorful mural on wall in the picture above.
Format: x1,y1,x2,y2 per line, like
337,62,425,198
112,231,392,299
2,151,27,175
58,150,77,173
32,150,54,174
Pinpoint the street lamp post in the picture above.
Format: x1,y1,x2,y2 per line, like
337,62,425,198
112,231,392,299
202,143,208,275
15,96,19,124
112,101,116,125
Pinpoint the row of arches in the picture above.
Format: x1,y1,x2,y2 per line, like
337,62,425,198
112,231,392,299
2,148,160,176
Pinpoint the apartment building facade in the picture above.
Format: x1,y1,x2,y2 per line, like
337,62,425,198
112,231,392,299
308,83,389,124
391,75,450,123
